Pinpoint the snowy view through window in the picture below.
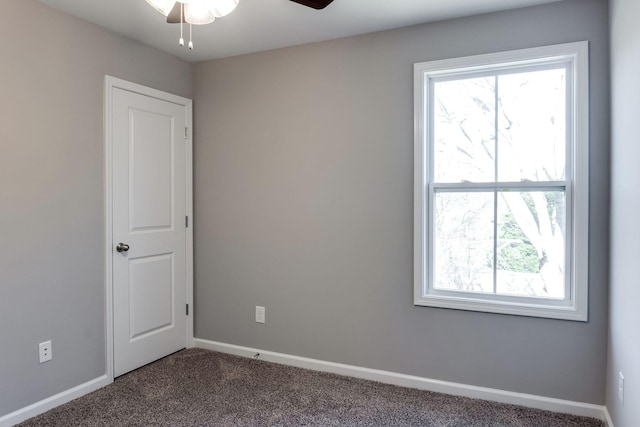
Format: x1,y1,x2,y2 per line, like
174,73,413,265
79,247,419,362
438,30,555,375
432,68,567,299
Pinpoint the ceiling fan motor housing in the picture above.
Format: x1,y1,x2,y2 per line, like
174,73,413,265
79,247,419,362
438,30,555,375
290,0,335,10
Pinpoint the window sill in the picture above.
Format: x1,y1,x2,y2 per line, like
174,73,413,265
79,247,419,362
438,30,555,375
414,293,587,322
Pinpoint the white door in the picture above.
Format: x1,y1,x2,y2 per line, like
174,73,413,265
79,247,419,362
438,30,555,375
111,85,190,377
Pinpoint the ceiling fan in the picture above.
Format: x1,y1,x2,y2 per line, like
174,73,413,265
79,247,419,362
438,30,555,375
162,0,334,22
146,0,335,49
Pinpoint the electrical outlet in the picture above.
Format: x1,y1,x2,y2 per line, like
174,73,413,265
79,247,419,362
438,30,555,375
255,306,265,324
39,340,52,364
618,371,624,404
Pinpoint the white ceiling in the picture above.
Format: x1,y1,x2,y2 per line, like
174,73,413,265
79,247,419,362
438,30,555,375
38,0,561,62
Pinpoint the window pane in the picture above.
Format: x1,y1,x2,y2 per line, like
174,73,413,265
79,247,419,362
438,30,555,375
497,68,567,182
496,191,566,299
433,77,495,183
434,192,494,293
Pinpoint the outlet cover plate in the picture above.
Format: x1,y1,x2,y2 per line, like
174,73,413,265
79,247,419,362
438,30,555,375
618,371,624,404
255,306,265,324
39,340,52,363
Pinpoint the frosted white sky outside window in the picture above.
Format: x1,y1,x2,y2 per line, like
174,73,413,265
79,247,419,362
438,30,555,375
432,68,567,299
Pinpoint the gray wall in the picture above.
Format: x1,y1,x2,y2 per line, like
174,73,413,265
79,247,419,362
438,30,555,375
608,0,640,425
0,0,193,416
194,0,609,404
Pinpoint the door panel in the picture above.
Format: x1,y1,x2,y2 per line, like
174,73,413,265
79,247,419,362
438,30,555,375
130,109,173,231
112,87,187,377
129,253,174,340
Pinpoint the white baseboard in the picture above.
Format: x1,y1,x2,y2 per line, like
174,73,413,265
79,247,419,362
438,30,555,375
0,375,111,427
604,407,614,427
195,338,608,422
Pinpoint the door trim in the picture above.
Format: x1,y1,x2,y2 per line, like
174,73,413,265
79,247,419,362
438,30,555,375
104,75,193,382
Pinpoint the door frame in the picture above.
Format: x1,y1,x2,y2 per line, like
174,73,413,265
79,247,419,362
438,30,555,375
104,75,194,382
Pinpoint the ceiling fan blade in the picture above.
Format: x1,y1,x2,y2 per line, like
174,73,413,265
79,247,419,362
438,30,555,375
289,0,335,10
166,2,185,24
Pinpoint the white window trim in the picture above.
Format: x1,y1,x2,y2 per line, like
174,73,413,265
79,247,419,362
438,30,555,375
413,42,589,321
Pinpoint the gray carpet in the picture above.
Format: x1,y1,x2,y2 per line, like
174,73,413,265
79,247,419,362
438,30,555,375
19,348,603,426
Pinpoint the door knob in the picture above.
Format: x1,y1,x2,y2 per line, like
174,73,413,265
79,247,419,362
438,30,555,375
116,243,130,253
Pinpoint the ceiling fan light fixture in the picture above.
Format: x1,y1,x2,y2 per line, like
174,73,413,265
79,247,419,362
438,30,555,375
143,0,245,51
185,1,216,25
145,0,176,16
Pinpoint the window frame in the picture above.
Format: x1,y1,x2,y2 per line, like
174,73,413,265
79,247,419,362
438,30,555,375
413,42,589,321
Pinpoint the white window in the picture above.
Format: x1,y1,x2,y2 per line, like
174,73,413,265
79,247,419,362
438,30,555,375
413,42,589,321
